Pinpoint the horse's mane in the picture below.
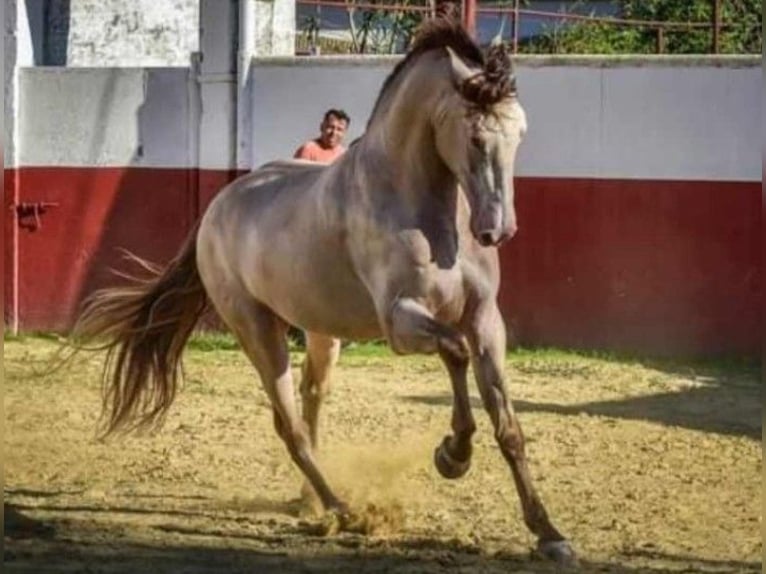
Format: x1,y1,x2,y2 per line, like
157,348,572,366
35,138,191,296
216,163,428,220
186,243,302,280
367,18,516,126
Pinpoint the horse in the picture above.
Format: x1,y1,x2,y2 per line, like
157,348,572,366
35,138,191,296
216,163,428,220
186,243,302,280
73,19,575,565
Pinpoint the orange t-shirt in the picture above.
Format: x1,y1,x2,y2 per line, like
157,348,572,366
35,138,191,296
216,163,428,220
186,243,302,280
293,140,346,163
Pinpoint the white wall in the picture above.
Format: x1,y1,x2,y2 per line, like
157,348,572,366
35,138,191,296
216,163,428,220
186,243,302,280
14,56,761,183
6,0,23,167
250,58,393,163
249,56,761,182
53,0,199,67
254,0,295,56
19,0,295,67
18,68,193,168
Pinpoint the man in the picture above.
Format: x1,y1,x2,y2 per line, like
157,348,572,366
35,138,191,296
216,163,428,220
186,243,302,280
293,109,350,163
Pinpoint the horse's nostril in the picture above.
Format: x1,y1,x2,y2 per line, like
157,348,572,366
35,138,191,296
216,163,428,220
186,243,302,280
479,232,494,246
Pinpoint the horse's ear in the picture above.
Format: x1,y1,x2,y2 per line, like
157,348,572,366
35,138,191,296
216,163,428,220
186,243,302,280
446,46,477,86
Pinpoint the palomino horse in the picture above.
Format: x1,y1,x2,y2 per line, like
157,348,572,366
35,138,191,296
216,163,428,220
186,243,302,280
75,19,575,565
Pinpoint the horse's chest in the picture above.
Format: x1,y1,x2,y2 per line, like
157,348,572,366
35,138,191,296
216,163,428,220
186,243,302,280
396,230,466,319
398,227,457,269
424,271,465,322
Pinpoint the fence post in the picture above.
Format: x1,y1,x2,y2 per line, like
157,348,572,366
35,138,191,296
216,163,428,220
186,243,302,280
463,0,477,37
512,0,520,53
656,27,665,53
711,0,721,53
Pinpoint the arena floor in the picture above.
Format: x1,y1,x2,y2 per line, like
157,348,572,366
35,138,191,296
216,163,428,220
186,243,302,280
4,336,761,573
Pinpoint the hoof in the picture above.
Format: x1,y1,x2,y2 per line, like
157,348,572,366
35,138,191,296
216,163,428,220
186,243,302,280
319,507,354,536
536,539,578,568
433,437,471,479
297,484,323,518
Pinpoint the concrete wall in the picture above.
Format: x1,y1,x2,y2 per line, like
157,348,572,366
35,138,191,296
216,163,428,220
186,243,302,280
249,56,761,181
6,56,762,356
248,56,763,357
254,0,295,56
20,0,296,66
30,0,200,67
17,69,192,167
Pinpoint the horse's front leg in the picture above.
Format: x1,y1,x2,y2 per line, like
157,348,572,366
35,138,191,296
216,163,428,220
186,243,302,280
298,332,341,509
434,347,475,479
300,332,341,450
467,301,576,566
385,298,469,359
384,297,474,478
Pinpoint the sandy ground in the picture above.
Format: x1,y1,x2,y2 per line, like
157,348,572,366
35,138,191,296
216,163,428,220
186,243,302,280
4,337,762,573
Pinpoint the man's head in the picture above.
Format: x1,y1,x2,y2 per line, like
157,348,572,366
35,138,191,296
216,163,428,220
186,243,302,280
318,109,350,149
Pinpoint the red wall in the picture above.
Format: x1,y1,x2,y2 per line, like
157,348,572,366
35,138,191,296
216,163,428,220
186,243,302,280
500,177,760,357
4,167,241,331
4,168,761,357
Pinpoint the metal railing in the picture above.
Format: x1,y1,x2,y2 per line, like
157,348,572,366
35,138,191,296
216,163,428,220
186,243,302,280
474,1,732,54
295,0,759,54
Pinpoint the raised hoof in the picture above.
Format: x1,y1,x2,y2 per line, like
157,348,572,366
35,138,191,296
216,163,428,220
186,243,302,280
535,539,578,568
433,437,471,479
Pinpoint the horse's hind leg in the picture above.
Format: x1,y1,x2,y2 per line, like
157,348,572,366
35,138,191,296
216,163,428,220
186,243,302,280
467,301,575,566
218,297,346,514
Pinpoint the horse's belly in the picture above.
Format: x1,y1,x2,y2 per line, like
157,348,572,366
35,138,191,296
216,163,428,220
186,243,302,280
253,258,382,340
291,283,382,339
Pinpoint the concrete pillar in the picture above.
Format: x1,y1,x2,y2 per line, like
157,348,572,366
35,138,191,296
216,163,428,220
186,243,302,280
236,0,296,169
5,0,23,331
237,0,255,169
5,0,18,166
198,0,237,171
15,0,35,66
253,0,295,56
6,0,37,166
197,0,295,171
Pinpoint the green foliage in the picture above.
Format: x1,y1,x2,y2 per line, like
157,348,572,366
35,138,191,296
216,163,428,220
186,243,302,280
347,0,425,54
187,331,241,352
521,0,762,54
298,0,425,54
524,19,652,54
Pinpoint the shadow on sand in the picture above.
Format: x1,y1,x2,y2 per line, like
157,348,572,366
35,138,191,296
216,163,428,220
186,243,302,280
4,501,759,574
403,366,761,440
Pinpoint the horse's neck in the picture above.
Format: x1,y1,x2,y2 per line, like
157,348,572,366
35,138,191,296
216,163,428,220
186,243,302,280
363,54,458,216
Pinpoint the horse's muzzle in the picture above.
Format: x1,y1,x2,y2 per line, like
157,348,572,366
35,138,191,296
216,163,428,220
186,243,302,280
477,224,517,247
473,197,517,247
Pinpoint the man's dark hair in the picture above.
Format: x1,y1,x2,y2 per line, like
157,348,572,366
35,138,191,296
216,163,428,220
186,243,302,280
324,109,350,125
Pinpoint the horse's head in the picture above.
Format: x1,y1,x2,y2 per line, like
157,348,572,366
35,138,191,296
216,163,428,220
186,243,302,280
434,43,526,247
